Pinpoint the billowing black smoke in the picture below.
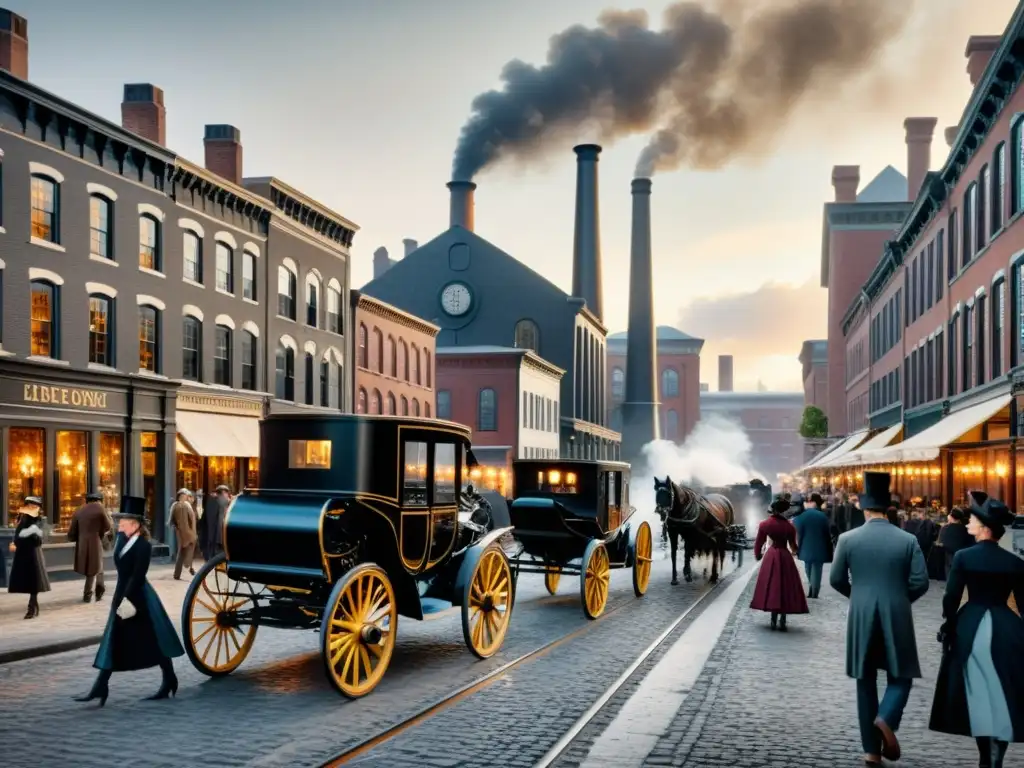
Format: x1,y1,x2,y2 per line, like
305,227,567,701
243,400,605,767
451,1,915,180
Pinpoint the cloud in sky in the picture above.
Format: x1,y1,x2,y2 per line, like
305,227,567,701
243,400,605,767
677,278,827,391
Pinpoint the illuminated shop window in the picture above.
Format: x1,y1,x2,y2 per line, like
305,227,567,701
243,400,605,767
288,440,332,469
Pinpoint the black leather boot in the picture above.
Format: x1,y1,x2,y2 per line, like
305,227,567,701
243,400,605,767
95,585,105,601
145,660,179,700
24,595,38,619
991,739,1008,768
74,670,111,707
779,614,788,632
770,612,778,630
976,737,991,768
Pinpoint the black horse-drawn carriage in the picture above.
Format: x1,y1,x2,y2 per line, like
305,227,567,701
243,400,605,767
180,414,515,698
506,459,653,619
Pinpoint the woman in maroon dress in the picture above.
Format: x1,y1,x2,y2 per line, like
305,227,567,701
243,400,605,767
751,497,809,631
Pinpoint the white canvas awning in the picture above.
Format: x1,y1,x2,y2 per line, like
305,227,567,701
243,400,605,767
175,436,193,454
176,410,260,458
807,430,870,470
858,394,1011,465
798,440,843,472
826,424,904,468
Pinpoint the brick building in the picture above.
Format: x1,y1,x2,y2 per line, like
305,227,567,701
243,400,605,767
435,346,564,495
0,8,357,547
606,326,702,443
699,391,804,481
799,340,828,411
351,291,439,417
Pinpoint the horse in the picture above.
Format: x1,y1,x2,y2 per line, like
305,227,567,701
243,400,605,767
654,476,735,585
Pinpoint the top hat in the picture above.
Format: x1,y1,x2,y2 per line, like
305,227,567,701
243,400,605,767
859,471,891,511
770,497,790,515
113,495,147,521
85,491,103,502
968,491,1014,531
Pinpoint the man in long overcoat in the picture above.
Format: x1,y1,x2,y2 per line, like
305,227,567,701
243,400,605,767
170,489,198,580
200,485,231,561
67,491,113,602
830,471,930,766
793,492,833,599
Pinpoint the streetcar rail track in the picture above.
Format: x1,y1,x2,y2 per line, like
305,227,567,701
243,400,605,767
319,573,727,767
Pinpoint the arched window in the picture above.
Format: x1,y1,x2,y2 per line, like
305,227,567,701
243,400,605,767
277,265,297,320
514,319,540,353
215,241,233,293
31,174,60,243
478,388,497,431
304,352,315,405
993,142,1006,234
139,305,159,372
410,343,420,385
1013,119,1024,217
661,368,679,398
425,403,431,417
666,409,679,441
214,324,232,386
373,328,384,372
386,392,396,415
611,367,625,400
412,398,421,417
139,214,161,271
90,195,113,260
437,390,451,420
358,324,368,368
399,341,408,381
306,274,320,327
276,341,295,401
326,360,340,408
370,389,382,414
183,230,202,283
327,282,342,334
423,349,432,387
182,316,202,381
241,331,257,390
357,387,368,414
386,335,396,377
400,396,409,415
88,294,112,366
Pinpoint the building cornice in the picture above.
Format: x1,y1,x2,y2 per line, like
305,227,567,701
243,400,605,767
522,350,566,379
352,291,440,337
245,176,358,249
171,159,272,230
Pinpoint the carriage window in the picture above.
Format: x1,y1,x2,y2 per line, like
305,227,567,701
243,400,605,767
288,440,331,469
434,443,457,505
403,441,428,506
535,469,578,494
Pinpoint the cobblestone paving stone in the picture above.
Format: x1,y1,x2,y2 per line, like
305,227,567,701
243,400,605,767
344,552,751,768
0,538,735,767
604,564,1013,768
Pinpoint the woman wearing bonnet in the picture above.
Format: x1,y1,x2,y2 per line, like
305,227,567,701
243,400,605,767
7,495,51,619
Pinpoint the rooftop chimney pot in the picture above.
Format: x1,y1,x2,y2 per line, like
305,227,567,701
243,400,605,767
402,238,419,258
571,144,604,322
447,181,476,232
904,117,937,201
204,123,243,185
831,165,860,203
966,35,1001,87
121,83,167,146
718,355,734,392
0,8,27,80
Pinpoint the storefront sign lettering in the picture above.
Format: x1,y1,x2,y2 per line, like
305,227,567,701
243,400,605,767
23,384,108,409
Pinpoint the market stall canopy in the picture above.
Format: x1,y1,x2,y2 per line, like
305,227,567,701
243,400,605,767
798,440,844,472
826,424,904,468
806,430,870,470
856,394,1011,465
175,410,260,458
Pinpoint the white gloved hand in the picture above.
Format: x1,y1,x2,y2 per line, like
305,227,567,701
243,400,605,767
116,600,137,620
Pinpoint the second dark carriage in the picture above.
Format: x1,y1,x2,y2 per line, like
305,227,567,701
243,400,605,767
179,414,515,699
507,459,653,619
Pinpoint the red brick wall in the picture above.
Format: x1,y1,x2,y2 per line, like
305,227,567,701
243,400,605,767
353,302,436,417
436,355,519,448
607,350,700,442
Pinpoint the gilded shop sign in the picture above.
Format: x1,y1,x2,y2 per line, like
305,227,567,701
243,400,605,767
23,383,109,409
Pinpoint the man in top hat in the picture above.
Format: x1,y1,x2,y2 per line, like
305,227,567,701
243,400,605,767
831,471,930,766
169,489,198,580
68,491,113,602
793,492,833,599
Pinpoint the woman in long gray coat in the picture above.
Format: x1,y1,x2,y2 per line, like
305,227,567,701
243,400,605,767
929,491,1023,768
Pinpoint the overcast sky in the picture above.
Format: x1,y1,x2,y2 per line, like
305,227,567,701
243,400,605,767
16,0,1019,390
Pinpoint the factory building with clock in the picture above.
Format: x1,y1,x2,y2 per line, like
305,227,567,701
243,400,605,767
362,154,620,461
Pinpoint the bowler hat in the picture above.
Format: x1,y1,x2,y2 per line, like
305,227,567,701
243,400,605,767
968,491,1014,531
114,495,147,521
859,471,891,511
85,492,103,502
770,497,790,515
215,485,231,493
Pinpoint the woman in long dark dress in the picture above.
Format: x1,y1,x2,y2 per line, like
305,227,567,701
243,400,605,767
74,496,184,706
750,497,808,631
937,506,975,580
7,496,51,618
929,491,1024,768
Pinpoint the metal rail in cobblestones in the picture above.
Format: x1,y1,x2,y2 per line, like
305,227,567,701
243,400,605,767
533,580,723,768
319,594,647,766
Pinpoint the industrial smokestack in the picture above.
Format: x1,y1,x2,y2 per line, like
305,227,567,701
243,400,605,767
719,355,734,392
621,177,660,460
447,181,476,231
571,144,604,321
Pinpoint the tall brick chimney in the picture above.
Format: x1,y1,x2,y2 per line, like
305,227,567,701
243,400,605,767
121,84,166,146
718,355,734,392
904,117,937,201
831,166,860,203
0,8,28,80
373,247,393,279
966,35,1001,87
204,124,243,185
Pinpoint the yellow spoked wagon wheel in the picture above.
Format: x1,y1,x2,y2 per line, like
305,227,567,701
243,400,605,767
320,564,398,699
632,521,653,597
580,540,610,619
182,553,259,677
462,544,513,659
544,566,561,595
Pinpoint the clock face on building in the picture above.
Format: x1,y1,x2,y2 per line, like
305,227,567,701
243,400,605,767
441,283,473,316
